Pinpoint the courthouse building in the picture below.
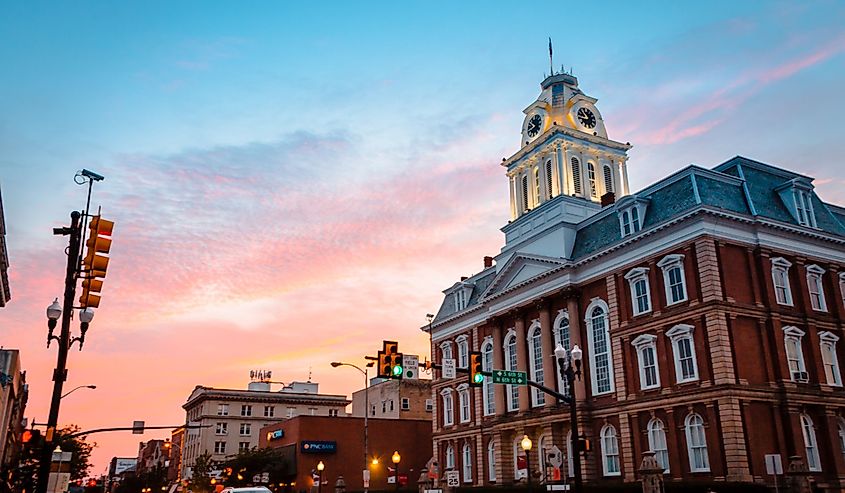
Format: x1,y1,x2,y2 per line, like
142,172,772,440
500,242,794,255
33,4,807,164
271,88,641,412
424,71,845,490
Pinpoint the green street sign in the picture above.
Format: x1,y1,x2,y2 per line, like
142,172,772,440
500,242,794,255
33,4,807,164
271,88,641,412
491,369,527,386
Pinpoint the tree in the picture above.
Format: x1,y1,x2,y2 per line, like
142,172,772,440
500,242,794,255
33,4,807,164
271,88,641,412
11,425,96,492
218,447,294,487
189,452,215,493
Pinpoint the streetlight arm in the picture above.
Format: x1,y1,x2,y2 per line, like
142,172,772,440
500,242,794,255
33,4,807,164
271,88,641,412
61,385,96,399
331,362,366,375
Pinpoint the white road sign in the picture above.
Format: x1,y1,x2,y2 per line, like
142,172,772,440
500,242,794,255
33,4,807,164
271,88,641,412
445,470,460,487
442,359,456,379
765,454,783,475
548,445,563,468
404,355,419,380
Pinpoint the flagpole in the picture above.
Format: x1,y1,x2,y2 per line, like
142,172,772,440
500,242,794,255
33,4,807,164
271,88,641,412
548,37,554,76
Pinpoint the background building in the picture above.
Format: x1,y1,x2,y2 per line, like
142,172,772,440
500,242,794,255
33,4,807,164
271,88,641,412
180,379,349,479
0,349,27,488
136,439,170,476
351,379,432,420
425,72,845,491
166,428,184,483
259,415,432,492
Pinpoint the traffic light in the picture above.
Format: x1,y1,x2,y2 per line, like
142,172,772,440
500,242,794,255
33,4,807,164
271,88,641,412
579,438,592,453
79,215,114,308
378,350,391,378
468,351,483,387
377,341,403,379
390,352,404,379
21,429,43,450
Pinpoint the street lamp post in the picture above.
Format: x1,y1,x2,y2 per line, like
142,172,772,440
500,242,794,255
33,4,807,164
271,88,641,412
391,451,400,492
316,461,325,493
330,361,374,492
60,385,97,399
555,344,583,493
521,435,533,493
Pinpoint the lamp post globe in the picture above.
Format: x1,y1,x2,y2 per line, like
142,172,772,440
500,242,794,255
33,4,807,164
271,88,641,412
521,435,532,451
571,345,583,362
317,461,325,472
392,451,401,464
79,307,95,324
46,299,62,320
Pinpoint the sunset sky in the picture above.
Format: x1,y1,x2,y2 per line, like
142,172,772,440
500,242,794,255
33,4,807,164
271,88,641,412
2,0,845,474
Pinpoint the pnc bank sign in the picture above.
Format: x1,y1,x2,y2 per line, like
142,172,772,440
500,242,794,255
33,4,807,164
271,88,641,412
300,441,337,454
267,430,284,441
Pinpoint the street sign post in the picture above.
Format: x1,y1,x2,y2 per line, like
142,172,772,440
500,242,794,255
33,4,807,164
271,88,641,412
442,359,456,379
765,454,783,493
132,421,145,434
491,369,527,385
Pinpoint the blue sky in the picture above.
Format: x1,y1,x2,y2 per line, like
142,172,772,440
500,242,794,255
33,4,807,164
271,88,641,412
2,0,844,472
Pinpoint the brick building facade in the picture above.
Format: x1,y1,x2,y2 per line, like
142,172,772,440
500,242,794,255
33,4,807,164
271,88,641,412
424,71,845,491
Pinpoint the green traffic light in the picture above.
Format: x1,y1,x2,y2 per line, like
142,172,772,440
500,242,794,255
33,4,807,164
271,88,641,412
473,373,484,384
392,365,403,376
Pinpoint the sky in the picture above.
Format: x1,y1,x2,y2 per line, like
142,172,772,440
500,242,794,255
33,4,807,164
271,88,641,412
2,0,845,475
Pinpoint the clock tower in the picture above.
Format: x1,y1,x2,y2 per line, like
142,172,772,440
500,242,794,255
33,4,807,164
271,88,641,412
498,72,633,263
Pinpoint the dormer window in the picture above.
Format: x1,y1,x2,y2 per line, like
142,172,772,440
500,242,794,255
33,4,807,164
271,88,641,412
794,189,816,227
455,289,467,311
617,197,647,238
624,267,652,316
776,178,817,228
806,264,827,312
771,257,793,306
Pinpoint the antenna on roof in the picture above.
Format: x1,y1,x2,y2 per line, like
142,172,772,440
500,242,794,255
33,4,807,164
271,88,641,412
548,37,554,76
308,366,313,382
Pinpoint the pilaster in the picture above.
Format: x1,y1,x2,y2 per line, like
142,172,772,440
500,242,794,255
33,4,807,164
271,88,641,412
539,303,557,409
705,311,736,385
515,316,530,412
717,397,751,481
695,238,724,303
492,323,505,416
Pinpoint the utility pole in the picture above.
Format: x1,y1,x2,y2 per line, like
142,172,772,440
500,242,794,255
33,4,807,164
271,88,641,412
36,211,82,493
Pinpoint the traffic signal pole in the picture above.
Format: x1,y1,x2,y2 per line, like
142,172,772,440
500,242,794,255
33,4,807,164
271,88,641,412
36,211,83,493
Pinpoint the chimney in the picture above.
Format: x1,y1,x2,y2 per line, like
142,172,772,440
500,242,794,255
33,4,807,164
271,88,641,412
460,276,468,281
600,192,616,207
483,256,494,269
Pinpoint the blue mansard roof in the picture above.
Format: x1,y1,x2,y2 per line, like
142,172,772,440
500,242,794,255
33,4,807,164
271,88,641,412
429,156,845,326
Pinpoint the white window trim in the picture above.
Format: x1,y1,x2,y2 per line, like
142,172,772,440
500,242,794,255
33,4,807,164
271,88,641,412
632,334,660,390
586,299,615,396
527,320,545,407
771,257,794,306
445,444,456,470
553,310,571,396
456,335,469,368
504,329,519,411
783,326,808,383
657,254,688,305
666,324,699,383
481,337,495,416
801,414,822,472
440,341,454,364
624,267,652,316
457,383,471,423
617,200,646,237
820,331,842,387
806,264,828,312
837,418,845,461
600,424,621,477
647,418,670,473
462,443,473,483
684,413,710,472
441,388,455,427
839,272,845,310
487,440,496,482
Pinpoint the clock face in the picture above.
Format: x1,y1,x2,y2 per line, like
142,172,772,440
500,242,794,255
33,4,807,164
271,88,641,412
527,114,543,137
577,107,596,129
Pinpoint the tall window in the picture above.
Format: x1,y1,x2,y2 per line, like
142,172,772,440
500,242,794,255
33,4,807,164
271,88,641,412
521,175,529,211
603,164,614,194
806,265,827,311
820,332,843,386
545,160,554,199
571,157,582,195
217,404,229,416
553,311,571,396
454,289,467,311
631,207,640,232
241,405,252,417
801,414,821,471
658,254,688,305
587,301,614,395
239,442,249,452
457,336,469,368
239,423,251,436
462,443,473,482
625,267,652,315
528,322,545,407
837,418,845,461
482,340,495,416
839,272,845,310
685,414,710,472
566,430,574,478
667,324,699,383
783,326,808,382
600,424,621,476
458,385,470,423
446,444,456,470
647,419,669,472
620,206,642,237
214,441,226,454
632,334,660,390
263,405,274,417
441,342,453,365
771,257,794,306
215,422,227,435
587,163,597,197
442,389,454,426
505,331,519,411
793,189,817,227
534,167,541,206
487,441,497,482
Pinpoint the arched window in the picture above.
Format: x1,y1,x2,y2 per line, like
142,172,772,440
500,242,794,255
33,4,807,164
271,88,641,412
521,175,529,211
440,342,453,364
603,164,614,194
667,324,699,383
647,418,669,472
441,389,454,426
487,440,497,482
458,385,470,423
481,339,495,416
565,430,574,478
445,443,456,470
504,331,519,411
457,336,469,368
462,443,473,482
553,310,571,396
586,300,614,395
545,159,554,199
600,424,621,476
513,439,527,480
528,322,545,407
684,413,710,472
587,162,597,197
837,418,845,462
571,157,582,195
538,436,549,480
801,414,821,471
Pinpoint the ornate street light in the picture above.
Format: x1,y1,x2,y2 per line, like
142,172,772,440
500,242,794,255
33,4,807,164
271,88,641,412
555,343,583,492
